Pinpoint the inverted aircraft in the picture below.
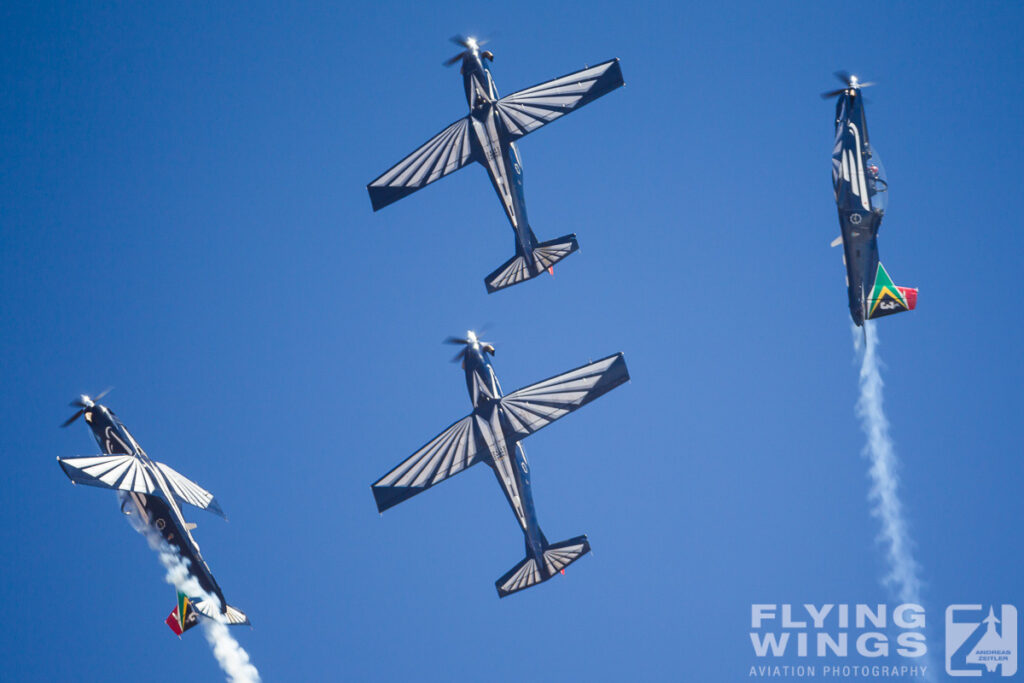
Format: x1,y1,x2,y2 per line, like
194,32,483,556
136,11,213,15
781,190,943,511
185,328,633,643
367,37,624,293
372,332,629,596
823,71,917,326
58,392,249,636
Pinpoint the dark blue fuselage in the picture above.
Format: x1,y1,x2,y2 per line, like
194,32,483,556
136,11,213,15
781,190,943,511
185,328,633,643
460,49,538,257
832,89,886,325
461,343,547,561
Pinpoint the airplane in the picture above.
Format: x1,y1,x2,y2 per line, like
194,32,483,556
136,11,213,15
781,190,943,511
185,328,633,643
371,332,630,597
823,71,917,326
367,36,625,293
57,391,249,635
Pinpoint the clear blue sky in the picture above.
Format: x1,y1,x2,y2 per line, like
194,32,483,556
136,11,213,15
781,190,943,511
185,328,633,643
1,1,1021,680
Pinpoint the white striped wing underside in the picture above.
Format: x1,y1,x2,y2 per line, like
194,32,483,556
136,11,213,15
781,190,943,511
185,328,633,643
374,414,488,490
494,60,621,140
59,454,157,494
155,462,222,517
499,354,627,438
369,117,474,196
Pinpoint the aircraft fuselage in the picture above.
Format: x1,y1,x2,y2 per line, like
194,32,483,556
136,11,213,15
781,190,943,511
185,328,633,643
80,406,228,610
461,49,537,258
462,344,546,560
832,89,885,326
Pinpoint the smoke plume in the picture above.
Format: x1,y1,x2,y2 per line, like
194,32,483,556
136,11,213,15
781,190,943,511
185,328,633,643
854,323,932,678
125,498,261,683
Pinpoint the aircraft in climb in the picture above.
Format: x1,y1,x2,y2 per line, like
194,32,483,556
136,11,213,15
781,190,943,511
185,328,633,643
371,332,630,597
823,71,917,326
58,391,249,636
367,36,624,293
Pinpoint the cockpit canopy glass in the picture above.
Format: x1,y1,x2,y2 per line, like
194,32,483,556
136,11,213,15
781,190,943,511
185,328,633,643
864,144,888,213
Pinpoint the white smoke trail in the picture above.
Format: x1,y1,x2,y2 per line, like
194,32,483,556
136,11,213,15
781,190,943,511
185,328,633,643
125,498,261,683
853,323,922,603
854,323,932,678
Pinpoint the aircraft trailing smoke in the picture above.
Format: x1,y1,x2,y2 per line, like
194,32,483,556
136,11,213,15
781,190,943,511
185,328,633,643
127,501,261,683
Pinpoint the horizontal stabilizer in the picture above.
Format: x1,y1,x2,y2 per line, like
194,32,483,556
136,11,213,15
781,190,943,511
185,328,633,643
866,263,918,320
192,599,250,626
532,234,580,272
496,534,591,598
831,235,843,247
484,233,579,293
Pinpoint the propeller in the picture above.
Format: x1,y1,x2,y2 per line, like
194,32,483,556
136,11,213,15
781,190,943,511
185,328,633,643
443,34,493,67
821,71,876,99
444,330,496,363
61,387,112,427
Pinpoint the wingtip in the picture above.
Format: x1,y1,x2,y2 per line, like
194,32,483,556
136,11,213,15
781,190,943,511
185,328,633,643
370,485,389,514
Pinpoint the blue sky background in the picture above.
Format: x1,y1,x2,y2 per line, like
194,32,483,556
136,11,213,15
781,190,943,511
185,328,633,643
2,1,1022,680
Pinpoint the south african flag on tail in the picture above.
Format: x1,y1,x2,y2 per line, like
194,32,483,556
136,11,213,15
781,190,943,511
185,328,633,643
866,263,918,320
165,591,200,637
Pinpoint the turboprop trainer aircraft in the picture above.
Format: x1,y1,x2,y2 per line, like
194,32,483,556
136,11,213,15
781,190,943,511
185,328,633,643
371,332,629,597
823,71,917,326
58,391,249,635
367,36,624,293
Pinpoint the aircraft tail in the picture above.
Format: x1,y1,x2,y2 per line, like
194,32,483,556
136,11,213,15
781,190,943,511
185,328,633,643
484,233,579,293
165,591,200,637
165,591,249,635
495,534,590,598
866,262,917,321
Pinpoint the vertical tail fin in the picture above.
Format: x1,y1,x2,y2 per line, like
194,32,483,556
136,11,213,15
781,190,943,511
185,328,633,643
866,263,917,320
484,233,579,293
165,591,200,637
495,534,590,597
167,590,250,635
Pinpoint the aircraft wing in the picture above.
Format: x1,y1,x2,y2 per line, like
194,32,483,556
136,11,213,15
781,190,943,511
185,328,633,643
372,414,490,512
494,59,624,141
367,116,478,211
58,454,159,494
154,461,225,519
498,352,629,439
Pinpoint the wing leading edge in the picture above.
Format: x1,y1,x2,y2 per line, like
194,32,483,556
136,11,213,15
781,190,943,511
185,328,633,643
367,116,478,211
494,58,624,141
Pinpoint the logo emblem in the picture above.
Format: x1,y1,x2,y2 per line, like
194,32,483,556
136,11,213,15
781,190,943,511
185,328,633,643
947,604,1018,677
849,213,862,225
